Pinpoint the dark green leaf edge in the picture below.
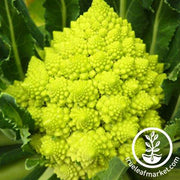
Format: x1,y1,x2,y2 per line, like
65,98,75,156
0,93,35,152
164,0,180,13
168,63,180,81
12,0,44,48
0,93,34,129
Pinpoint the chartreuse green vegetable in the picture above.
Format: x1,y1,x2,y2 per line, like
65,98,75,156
6,0,167,179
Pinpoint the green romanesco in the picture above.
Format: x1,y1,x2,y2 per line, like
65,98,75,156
118,138,146,162
5,0,166,179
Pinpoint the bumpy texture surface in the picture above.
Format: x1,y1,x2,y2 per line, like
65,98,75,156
6,0,166,179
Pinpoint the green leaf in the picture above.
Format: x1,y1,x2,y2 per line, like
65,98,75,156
160,78,180,125
20,128,31,146
0,94,34,150
104,0,120,15
143,0,180,61
79,0,92,14
0,94,22,128
161,25,180,119
0,144,20,153
171,94,180,121
0,129,17,140
121,172,132,180
125,0,149,38
0,159,31,180
161,45,180,120
166,119,180,140
26,0,45,26
25,157,44,170
168,63,180,81
156,168,180,180
0,131,21,146
172,142,180,156
93,157,128,180
0,93,34,130
159,119,180,149
142,0,154,11
0,0,34,81
165,0,180,13
0,38,10,61
13,0,44,48
165,27,180,71
0,66,10,92
0,147,29,167
44,0,80,35
0,76,9,91
0,111,14,129
22,166,47,180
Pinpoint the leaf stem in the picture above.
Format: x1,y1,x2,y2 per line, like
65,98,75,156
4,0,24,80
120,0,126,18
150,0,163,54
60,0,67,28
38,167,54,180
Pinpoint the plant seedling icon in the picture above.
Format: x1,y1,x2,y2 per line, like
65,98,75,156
142,131,162,164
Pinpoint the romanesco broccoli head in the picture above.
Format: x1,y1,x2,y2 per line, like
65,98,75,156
6,0,166,179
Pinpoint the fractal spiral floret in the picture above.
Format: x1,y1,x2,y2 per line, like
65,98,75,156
6,0,166,179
